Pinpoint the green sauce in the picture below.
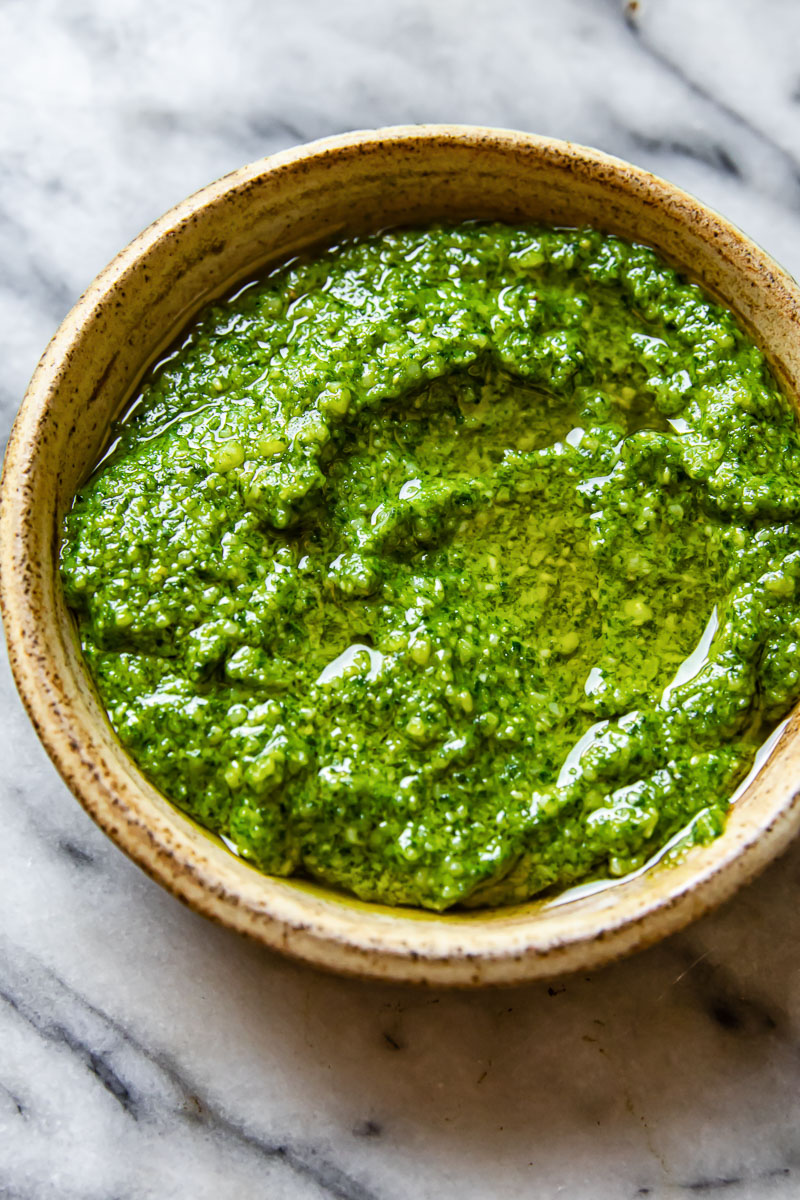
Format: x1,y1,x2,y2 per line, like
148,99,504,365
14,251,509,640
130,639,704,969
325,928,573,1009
60,223,800,910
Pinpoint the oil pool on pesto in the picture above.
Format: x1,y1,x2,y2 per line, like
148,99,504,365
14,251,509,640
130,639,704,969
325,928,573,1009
60,223,800,910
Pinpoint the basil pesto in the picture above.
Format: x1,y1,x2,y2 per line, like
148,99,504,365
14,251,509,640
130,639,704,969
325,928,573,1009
60,223,800,910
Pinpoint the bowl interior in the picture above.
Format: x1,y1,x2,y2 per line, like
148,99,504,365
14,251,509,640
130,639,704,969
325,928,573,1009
5,126,800,985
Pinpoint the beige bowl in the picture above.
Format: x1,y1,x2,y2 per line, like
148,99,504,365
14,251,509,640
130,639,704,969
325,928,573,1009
4,125,800,986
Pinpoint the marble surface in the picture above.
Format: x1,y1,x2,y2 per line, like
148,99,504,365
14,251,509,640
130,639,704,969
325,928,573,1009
4,1,800,1196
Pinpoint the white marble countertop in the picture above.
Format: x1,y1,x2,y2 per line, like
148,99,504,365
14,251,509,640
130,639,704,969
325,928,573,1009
4,1,800,1196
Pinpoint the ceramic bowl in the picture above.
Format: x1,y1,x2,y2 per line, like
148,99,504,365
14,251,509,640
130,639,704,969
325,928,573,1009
4,126,800,986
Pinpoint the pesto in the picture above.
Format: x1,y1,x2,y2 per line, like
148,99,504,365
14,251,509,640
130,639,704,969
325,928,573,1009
60,223,800,910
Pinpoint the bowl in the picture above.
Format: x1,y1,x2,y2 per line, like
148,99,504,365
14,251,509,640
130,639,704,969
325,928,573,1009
4,125,800,986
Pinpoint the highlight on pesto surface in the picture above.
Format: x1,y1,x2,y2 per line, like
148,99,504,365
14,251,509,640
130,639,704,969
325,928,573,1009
60,222,800,910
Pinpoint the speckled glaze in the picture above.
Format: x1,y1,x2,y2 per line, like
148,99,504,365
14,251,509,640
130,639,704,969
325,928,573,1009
3,126,800,986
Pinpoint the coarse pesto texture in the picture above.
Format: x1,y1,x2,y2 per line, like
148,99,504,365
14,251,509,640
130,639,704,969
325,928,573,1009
60,223,800,910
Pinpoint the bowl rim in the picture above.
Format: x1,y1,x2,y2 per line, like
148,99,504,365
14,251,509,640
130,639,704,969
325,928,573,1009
4,123,800,986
